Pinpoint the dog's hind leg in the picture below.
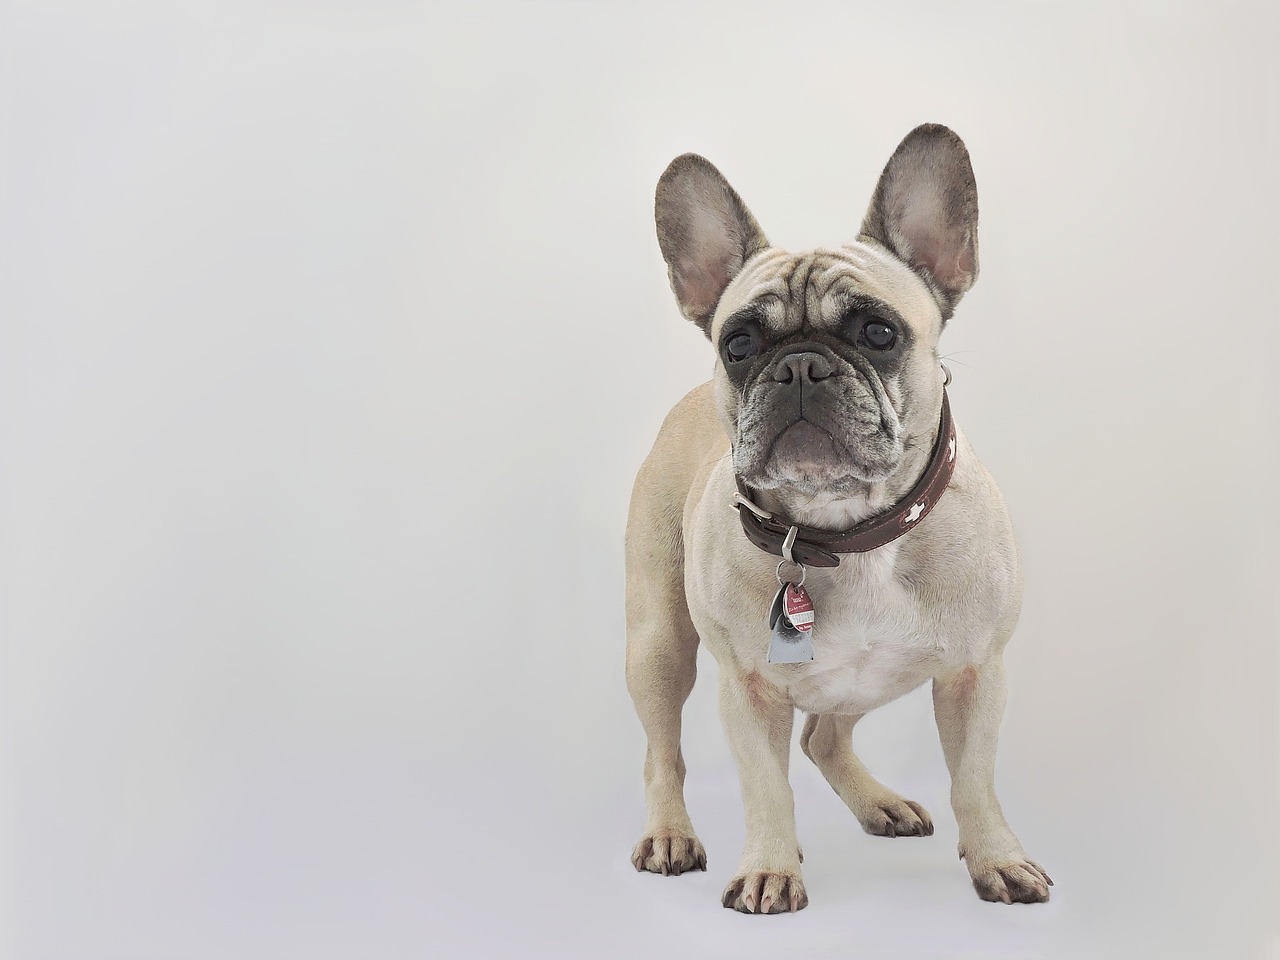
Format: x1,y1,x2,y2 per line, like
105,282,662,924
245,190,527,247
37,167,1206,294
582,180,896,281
625,491,706,875
800,712,934,838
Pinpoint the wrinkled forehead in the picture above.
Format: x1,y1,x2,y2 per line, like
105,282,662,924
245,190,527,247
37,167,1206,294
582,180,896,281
709,241,942,341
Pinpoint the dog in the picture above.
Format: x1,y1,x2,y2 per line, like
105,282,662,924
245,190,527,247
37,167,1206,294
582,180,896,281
625,124,1051,913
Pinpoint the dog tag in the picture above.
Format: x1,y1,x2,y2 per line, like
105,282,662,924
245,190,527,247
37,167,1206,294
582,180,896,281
783,584,814,630
767,582,815,664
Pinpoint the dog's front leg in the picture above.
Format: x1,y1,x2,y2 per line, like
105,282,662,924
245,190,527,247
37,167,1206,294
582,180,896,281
718,669,807,914
933,657,1053,904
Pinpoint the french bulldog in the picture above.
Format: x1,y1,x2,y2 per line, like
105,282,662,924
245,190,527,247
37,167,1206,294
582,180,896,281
624,124,1051,913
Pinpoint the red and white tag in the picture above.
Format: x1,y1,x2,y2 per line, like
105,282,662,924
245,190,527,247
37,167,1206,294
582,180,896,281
768,579,816,664
783,583,815,631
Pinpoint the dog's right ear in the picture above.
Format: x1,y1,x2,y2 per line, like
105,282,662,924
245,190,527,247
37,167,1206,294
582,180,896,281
655,154,769,337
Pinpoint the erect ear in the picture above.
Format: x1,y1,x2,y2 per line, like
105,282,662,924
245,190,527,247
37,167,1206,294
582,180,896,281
655,154,769,337
859,124,979,321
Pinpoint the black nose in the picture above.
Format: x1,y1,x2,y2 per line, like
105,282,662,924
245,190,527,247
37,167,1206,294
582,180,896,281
772,351,834,385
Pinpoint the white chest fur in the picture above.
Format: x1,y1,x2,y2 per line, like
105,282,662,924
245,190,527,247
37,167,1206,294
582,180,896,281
685,458,1011,718
775,545,977,716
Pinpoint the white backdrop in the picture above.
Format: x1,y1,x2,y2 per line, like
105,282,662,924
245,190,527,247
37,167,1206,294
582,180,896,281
1,3,1277,958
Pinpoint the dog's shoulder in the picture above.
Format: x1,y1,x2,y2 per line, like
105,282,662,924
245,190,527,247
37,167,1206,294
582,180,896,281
628,381,730,556
892,428,1023,637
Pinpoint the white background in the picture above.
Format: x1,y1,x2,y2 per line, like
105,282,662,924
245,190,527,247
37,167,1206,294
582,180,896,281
1,3,1277,958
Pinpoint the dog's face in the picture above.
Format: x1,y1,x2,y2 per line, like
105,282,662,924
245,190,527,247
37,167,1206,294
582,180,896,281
655,125,979,495
709,244,947,495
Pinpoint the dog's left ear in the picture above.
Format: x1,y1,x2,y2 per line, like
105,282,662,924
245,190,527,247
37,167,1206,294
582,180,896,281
859,124,979,321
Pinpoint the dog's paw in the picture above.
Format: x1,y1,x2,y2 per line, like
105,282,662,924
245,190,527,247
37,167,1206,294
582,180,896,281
965,853,1053,904
857,796,934,838
630,829,707,876
721,871,808,914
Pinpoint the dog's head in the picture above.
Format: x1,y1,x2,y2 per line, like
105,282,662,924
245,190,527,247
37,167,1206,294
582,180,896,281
655,124,978,497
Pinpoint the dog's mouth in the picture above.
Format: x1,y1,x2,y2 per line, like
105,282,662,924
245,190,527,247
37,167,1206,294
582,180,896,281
736,396,905,491
768,419,845,472
761,416,900,487
729,347,907,492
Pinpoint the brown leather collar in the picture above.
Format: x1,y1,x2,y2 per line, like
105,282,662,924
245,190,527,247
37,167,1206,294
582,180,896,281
733,391,957,568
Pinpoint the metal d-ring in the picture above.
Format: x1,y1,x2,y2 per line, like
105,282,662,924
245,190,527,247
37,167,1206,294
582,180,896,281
776,558,806,587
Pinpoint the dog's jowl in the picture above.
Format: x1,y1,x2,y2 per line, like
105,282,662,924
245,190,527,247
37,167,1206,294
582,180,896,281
625,124,1051,913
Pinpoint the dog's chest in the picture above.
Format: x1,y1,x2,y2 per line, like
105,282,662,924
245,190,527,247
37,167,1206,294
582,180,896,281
781,550,952,715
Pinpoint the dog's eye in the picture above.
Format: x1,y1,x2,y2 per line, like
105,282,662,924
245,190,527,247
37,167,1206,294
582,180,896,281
860,320,897,351
724,332,757,363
